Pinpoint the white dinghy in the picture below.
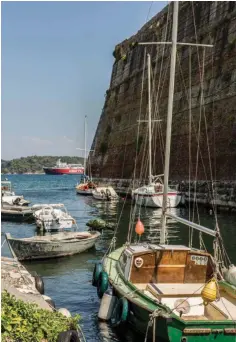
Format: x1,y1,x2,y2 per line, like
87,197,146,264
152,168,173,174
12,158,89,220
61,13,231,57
5,231,101,260
1,180,30,206
92,186,119,201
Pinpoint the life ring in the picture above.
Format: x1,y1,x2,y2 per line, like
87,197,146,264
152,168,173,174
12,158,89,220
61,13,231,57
34,275,44,294
111,297,129,327
97,271,108,299
57,330,81,342
92,263,103,287
134,257,144,268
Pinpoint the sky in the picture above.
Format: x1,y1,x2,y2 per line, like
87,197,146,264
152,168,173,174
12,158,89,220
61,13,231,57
1,1,166,160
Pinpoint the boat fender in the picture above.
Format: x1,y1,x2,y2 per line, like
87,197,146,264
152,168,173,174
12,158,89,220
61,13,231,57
98,288,117,321
97,271,109,299
57,330,81,342
223,264,236,287
34,275,44,294
111,297,129,327
58,308,71,317
42,295,56,309
92,263,103,287
134,257,144,268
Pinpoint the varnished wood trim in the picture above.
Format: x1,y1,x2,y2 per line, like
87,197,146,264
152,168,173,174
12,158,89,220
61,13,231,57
158,265,186,268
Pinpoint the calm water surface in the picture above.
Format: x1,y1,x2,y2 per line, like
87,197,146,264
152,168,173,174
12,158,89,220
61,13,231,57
1,175,236,342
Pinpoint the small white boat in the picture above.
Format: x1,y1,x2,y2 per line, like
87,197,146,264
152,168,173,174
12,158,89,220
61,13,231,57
1,180,30,206
131,49,181,209
132,175,181,208
76,181,96,196
92,186,119,201
5,231,101,260
32,204,75,231
75,116,96,196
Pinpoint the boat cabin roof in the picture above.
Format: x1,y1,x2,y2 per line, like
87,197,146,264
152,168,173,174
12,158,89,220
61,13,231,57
126,244,191,255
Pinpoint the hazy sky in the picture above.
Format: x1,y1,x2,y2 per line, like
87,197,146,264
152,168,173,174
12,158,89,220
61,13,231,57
2,1,165,160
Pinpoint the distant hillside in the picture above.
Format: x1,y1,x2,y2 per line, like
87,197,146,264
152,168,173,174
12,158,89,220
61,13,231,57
1,156,85,174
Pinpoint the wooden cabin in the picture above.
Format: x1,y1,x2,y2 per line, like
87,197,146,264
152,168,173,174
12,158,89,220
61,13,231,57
117,245,236,321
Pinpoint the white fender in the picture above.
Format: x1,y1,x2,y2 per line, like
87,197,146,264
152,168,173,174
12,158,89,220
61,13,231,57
98,289,117,321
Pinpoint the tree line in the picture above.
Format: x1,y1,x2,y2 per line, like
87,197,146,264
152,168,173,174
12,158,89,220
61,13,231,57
1,156,85,174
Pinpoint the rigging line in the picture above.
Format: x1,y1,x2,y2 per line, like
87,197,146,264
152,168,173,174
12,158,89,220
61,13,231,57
194,62,218,222
175,49,199,227
120,115,130,180
145,1,154,23
175,50,219,210
133,48,147,188
152,4,171,168
149,21,165,170
153,56,171,169
211,51,217,198
200,59,219,226
137,97,150,186
191,2,219,221
188,25,218,222
188,46,193,248
176,48,214,224
191,1,204,225
192,48,205,227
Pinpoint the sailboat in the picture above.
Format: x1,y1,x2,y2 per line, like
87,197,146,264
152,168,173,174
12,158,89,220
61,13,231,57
132,54,180,208
92,2,236,341
76,115,96,195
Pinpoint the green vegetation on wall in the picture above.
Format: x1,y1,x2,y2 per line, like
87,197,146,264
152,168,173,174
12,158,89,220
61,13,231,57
1,156,85,174
1,290,80,342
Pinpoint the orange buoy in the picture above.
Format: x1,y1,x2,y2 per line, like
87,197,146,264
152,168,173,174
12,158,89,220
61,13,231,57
135,219,144,236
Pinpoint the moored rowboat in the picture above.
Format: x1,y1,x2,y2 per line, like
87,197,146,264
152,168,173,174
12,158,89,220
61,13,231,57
5,231,100,260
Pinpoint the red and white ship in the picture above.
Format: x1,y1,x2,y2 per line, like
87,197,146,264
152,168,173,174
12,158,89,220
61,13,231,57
43,159,84,175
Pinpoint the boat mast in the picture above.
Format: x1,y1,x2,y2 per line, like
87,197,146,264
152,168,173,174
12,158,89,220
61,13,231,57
160,1,179,244
147,53,152,184
84,115,87,181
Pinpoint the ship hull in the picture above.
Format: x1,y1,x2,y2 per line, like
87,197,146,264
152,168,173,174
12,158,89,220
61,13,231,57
43,168,84,175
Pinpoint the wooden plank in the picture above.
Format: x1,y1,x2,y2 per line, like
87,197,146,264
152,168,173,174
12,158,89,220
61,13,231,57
130,252,157,283
157,266,185,283
184,252,208,283
158,250,188,265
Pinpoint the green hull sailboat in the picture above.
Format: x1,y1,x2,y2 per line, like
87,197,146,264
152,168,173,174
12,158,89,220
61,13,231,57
100,245,236,342
92,2,236,341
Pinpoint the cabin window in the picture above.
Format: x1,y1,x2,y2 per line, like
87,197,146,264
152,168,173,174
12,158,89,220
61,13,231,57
119,251,133,280
119,252,127,273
